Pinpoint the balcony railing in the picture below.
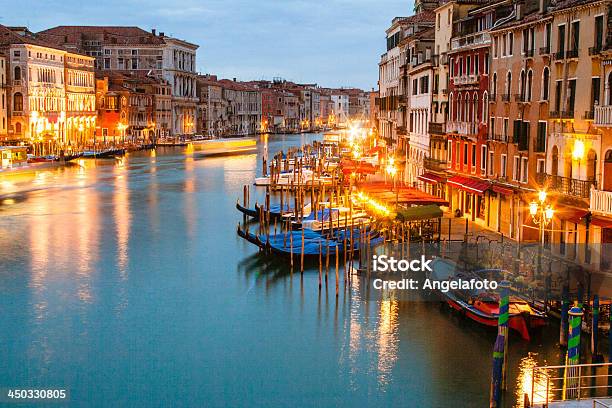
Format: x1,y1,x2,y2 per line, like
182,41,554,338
589,45,603,56
501,94,511,102
428,122,446,135
514,93,530,103
424,157,448,172
566,49,579,59
450,32,491,51
590,188,612,216
582,110,594,120
12,79,21,86
524,49,535,58
488,133,508,142
539,46,551,55
553,50,565,60
447,121,478,136
453,74,479,86
594,105,612,126
549,110,574,119
536,173,595,199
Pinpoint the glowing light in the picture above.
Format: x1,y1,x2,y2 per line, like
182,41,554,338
529,202,538,216
545,206,554,220
538,190,547,203
572,139,584,160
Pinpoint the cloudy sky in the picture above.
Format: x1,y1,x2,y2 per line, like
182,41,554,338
1,0,413,89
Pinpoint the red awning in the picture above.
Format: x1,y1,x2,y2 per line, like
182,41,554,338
491,184,514,195
590,215,612,229
367,146,385,155
418,172,444,184
556,208,589,224
447,175,490,195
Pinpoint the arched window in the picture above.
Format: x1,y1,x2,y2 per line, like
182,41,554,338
15,122,21,134
13,92,23,111
449,93,454,121
607,72,612,106
14,66,21,81
542,67,550,101
482,92,488,123
519,70,526,99
458,94,463,121
527,70,533,101
473,92,478,123
506,71,512,97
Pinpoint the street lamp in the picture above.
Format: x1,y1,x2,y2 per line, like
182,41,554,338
530,190,554,277
386,157,398,206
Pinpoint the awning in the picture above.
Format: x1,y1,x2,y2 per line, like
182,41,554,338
447,175,490,195
418,172,444,184
590,215,612,229
556,207,589,224
395,204,443,222
491,184,514,195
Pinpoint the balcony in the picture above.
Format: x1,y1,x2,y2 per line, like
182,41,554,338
566,49,579,59
582,110,594,120
488,133,508,142
524,49,535,58
501,94,511,102
447,121,478,136
453,74,479,86
590,188,612,216
589,45,603,56
12,79,21,86
424,157,448,172
536,173,595,199
514,93,530,103
428,122,446,135
450,32,491,52
539,46,551,55
594,105,612,127
553,50,565,60
549,110,574,119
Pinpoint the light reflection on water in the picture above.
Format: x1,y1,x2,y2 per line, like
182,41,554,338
0,134,567,407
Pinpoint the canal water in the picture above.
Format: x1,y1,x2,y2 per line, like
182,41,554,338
0,133,599,407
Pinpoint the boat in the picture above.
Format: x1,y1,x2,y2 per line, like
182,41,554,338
191,137,257,157
236,201,312,220
429,259,547,341
236,226,383,258
82,148,126,159
291,204,370,232
27,154,58,163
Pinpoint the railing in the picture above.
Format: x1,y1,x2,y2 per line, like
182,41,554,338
529,362,612,406
453,74,479,85
489,93,497,102
502,94,511,102
554,50,566,60
594,399,612,407
428,122,446,135
488,133,508,142
450,32,491,51
441,88,448,95
539,46,551,55
424,157,448,172
590,45,603,56
566,49,579,59
590,188,612,216
595,105,612,126
12,80,21,86
447,121,478,135
536,173,596,198
514,93,530,103
550,110,574,119
524,49,535,58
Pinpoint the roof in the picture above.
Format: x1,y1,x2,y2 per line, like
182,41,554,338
37,26,166,46
0,24,73,52
550,0,605,12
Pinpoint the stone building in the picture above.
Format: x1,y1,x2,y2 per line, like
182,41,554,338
37,26,198,137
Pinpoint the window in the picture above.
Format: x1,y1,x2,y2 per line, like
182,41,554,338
537,159,545,175
104,58,110,69
104,49,111,55
570,21,580,52
513,156,520,181
536,121,547,152
13,66,21,81
467,55,471,75
13,92,23,111
412,78,418,95
492,72,497,96
131,59,138,69
500,154,507,178
481,145,487,173
527,70,533,101
471,144,476,167
521,157,528,183
595,15,604,50
456,141,460,168
505,71,512,96
463,143,468,166
545,23,552,49
542,67,550,101
484,53,489,74
503,118,509,139
508,33,514,56
591,77,601,108
555,80,562,111
489,117,495,139
447,140,452,163
558,24,566,54
568,79,576,113
474,54,479,75
488,151,494,176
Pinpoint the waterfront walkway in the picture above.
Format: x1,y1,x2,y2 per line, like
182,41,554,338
547,398,612,407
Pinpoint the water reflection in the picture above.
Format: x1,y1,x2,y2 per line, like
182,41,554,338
376,296,399,390
514,354,552,407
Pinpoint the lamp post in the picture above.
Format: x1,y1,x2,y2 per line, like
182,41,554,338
386,157,398,207
529,190,554,277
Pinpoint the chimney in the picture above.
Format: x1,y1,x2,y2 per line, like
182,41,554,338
539,0,548,13
233,78,237,82
516,2,524,20
151,28,156,36
159,32,165,37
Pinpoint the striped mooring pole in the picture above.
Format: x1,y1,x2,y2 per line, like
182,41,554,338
489,280,510,408
564,306,584,400
560,285,569,347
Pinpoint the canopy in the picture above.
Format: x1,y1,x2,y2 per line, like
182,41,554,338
447,175,490,195
418,172,444,184
395,204,443,222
